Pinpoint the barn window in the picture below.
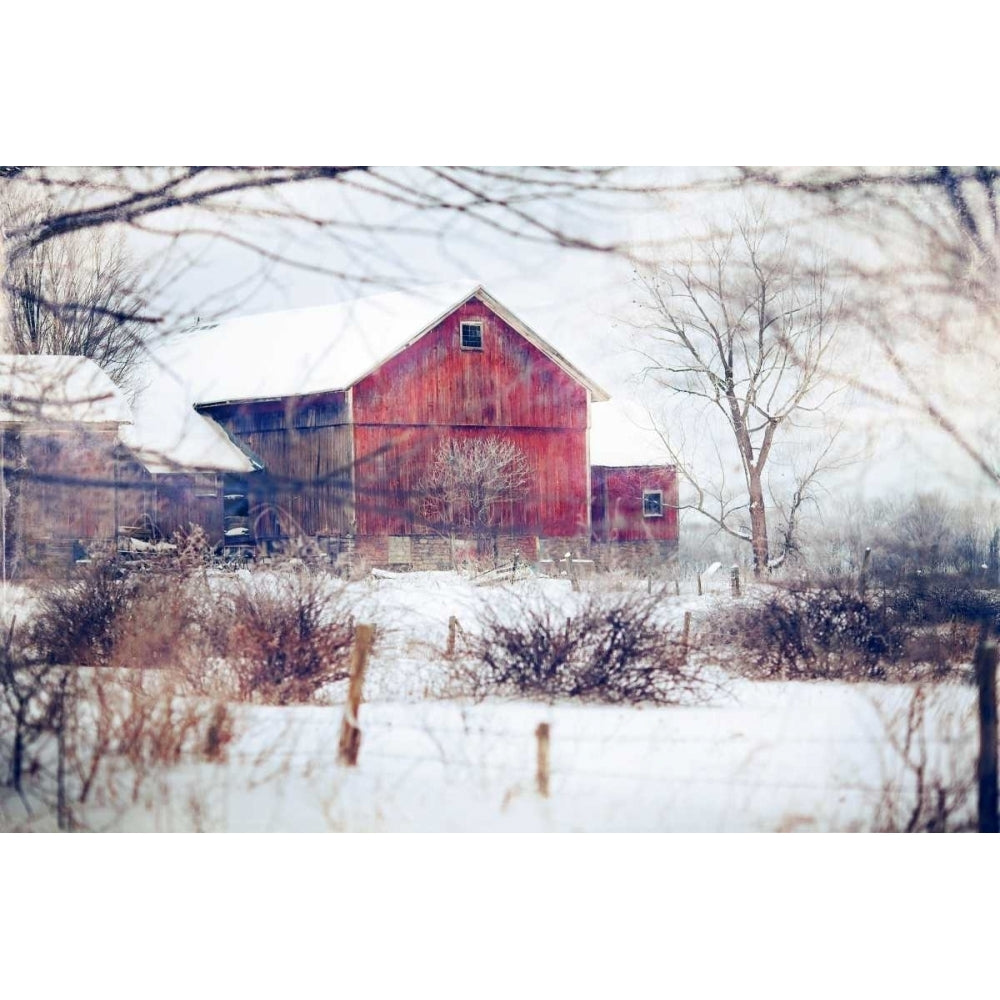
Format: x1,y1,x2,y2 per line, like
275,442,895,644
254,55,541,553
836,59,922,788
460,320,483,350
642,489,664,517
194,472,219,498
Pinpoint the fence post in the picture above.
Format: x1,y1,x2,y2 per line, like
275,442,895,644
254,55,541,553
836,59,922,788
674,579,681,597
338,624,375,767
976,637,999,833
535,722,550,797
696,573,703,597
446,616,459,659
730,565,741,598
859,546,872,597
56,669,71,832
682,611,692,658
567,552,579,592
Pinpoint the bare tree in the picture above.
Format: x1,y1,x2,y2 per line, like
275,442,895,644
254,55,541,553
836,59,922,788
734,167,1000,493
419,437,531,554
0,167,645,323
2,193,149,394
631,211,841,575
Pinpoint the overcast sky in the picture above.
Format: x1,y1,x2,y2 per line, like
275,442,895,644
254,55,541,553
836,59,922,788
126,167,1000,508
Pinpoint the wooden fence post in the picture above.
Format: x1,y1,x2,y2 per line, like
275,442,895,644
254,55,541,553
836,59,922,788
535,722,550,797
859,546,872,597
682,611,692,658
696,573,703,597
567,552,580,592
446,616,459,659
56,672,69,832
976,637,999,833
338,624,375,767
730,565,741,598
674,579,681,597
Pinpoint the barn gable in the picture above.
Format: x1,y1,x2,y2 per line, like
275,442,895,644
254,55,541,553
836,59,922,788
351,296,592,428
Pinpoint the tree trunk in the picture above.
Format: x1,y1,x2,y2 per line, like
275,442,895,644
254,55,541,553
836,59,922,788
1,429,24,582
748,474,769,577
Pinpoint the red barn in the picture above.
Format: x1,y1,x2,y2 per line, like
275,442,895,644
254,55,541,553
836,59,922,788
123,284,678,568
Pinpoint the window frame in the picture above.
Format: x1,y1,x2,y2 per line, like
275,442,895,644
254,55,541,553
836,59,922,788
459,319,484,351
642,489,664,518
194,472,220,498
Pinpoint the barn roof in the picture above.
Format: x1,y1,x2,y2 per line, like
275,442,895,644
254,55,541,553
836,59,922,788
125,283,610,472
0,355,131,426
187,282,610,406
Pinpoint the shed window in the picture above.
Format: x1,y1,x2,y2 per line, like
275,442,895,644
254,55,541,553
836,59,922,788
642,489,664,517
460,321,483,350
194,473,219,498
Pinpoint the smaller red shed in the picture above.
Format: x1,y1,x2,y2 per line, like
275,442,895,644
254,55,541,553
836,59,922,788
591,464,678,555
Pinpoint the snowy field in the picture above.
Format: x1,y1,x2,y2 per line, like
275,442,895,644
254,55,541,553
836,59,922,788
0,570,979,832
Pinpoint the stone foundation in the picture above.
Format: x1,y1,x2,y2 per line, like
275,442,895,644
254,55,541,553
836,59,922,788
350,533,540,571
263,533,678,575
589,539,679,572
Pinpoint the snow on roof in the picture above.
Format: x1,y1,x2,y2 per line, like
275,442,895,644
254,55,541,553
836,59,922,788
125,282,609,473
589,397,670,467
181,282,489,404
120,356,259,474
165,282,606,406
0,354,131,425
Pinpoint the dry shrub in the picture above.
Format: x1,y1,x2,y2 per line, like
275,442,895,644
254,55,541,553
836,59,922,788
470,588,706,704
871,685,976,832
222,572,356,704
25,560,359,705
172,523,212,571
718,578,984,682
29,559,140,666
0,621,62,796
719,582,908,681
65,669,235,815
111,573,232,691
1,659,235,829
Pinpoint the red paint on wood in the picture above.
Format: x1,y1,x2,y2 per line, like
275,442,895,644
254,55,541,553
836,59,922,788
352,299,588,429
353,425,589,539
591,465,678,542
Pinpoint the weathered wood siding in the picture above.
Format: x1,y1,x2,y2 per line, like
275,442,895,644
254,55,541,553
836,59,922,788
10,425,119,569
591,465,678,543
144,474,225,543
353,425,589,538
352,298,590,538
19,426,118,537
201,393,353,539
353,298,588,429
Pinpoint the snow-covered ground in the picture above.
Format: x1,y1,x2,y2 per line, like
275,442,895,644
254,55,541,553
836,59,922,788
0,569,979,832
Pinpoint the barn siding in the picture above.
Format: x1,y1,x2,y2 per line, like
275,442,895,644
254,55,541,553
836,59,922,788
146,474,225,543
352,425,589,539
351,298,590,541
352,299,588,429
201,394,354,539
13,425,120,570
